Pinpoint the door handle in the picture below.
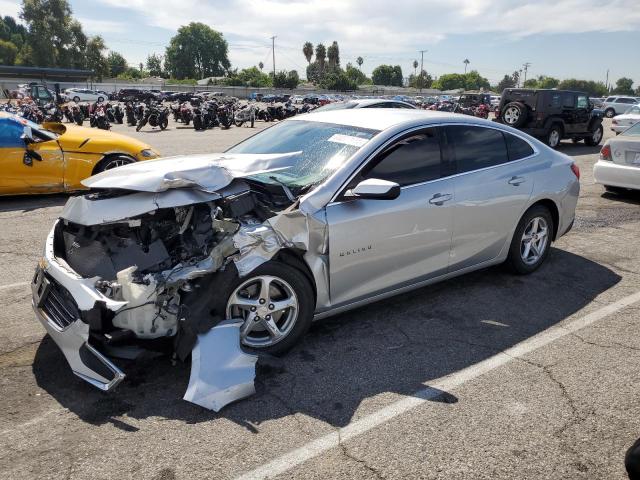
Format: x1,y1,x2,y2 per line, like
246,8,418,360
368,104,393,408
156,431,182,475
508,176,526,186
429,193,453,205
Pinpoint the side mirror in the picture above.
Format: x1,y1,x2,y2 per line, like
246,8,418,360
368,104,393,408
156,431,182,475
349,178,400,200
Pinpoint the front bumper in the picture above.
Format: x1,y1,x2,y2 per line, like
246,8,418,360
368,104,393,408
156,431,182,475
32,221,127,391
593,160,640,190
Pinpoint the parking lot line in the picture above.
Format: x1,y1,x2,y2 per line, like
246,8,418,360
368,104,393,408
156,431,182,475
234,289,640,480
0,281,30,291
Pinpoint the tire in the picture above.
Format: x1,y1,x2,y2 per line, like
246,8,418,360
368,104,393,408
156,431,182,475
160,117,168,130
94,154,136,174
605,108,615,118
604,185,627,194
501,102,528,127
73,96,80,103
193,116,202,131
97,96,104,103
545,124,563,149
135,120,144,132
210,261,315,355
585,124,603,146
505,205,554,275
234,119,244,127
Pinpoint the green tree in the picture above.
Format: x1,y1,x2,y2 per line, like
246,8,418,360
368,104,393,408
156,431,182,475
107,51,127,77
557,79,608,97
225,66,271,87
463,58,470,73
409,69,433,89
146,53,164,77
20,0,85,67
524,75,559,89
85,35,108,79
433,72,465,90
412,60,418,76
327,41,340,69
613,77,634,95
345,63,369,85
315,43,326,68
495,71,520,92
356,56,363,69
463,70,490,90
302,41,313,64
165,22,230,79
0,39,18,64
258,61,264,71
320,69,357,91
371,64,403,86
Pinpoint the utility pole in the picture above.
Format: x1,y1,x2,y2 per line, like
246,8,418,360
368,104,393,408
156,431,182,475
522,62,531,86
271,35,277,82
605,69,610,91
419,49,427,92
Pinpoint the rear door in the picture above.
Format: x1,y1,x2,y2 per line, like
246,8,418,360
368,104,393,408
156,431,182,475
326,127,455,306
574,94,591,132
445,125,535,271
561,93,577,133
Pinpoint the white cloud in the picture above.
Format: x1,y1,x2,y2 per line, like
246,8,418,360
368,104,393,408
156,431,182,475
0,0,21,18
78,17,127,34
94,0,640,78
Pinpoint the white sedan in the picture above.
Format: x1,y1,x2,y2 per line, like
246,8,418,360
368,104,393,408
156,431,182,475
611,105,640,134
64,88,108,103
594,121,640,192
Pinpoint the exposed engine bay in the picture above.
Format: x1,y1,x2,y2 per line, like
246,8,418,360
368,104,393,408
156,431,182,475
33,152,330,411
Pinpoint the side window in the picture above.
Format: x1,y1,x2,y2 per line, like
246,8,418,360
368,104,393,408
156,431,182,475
0,119,26,147
362,128,442,186
605,97,616,102
446,125,508,173
620,98,635,104
577,95,588,108
504,132,534,161
551,93,562,106
563,94,575,107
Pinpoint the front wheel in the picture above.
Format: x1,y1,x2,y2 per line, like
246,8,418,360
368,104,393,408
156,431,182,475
94,154,135,173
160,117,168,130
234,119,244,127
213,261,314,355
585,125,603,146
605,108,615,118
505,205,554,274
545,125,562,149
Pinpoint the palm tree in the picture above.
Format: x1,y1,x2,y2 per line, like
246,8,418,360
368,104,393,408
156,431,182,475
463,58,470,74
303,42,314,64
315,43,326,69
258,62,264,71
327,41,340,69
413,60,418,76
356,56,363,69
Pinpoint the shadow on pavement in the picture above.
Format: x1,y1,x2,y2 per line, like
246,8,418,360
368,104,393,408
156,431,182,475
33,248,620,431
0,193,69,213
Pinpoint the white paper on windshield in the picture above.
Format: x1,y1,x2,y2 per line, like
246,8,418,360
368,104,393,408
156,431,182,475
328,134,368,147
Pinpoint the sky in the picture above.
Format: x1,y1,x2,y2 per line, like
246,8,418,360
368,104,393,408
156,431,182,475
2,0,640,86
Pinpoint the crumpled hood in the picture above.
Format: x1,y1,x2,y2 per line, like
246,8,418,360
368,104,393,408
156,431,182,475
81,152,300,193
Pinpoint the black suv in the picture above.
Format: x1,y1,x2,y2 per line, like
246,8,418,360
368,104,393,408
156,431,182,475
495,88,604,148
116,88,161,102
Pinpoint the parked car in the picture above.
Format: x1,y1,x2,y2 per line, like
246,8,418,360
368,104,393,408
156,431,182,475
495,88,604,148
0,112,159,195
315,98,417,112
116,89,159,102
65,88,108,103
31,109,578,397
594,121,640,193
600,96,640,118
291,95,304,104
611,105,640,134
458,93,491,107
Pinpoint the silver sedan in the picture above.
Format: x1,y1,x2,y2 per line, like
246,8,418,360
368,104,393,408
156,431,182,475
32,109,579,394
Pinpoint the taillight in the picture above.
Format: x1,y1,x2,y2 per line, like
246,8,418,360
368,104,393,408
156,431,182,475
570,163,580,179
600,144,612,161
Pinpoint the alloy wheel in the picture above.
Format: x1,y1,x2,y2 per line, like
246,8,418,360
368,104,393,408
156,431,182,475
104,158,132,170
226,275,299,348
504,106,520,124
520,217,549,265
549,129,560,148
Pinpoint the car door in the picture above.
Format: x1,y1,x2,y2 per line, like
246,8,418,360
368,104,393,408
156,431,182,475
445,125,535,271
574,94,591,132
561,93,576,133
0,118,64,195
325,127,455,306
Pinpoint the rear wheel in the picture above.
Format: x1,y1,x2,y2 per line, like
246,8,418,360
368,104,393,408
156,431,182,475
73,96,80,103
585,125,603,146
545,125,562,149
605,108,615,118
501,102,527,127
604,185,628,194
506,205,554,274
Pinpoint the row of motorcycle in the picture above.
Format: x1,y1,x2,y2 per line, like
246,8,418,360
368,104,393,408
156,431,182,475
423,101,491,119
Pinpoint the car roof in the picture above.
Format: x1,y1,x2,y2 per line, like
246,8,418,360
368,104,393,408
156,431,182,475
291,108,493,131
350,99,413,107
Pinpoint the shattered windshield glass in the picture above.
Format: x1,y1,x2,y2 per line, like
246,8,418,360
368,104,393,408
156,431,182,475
226,120,379,187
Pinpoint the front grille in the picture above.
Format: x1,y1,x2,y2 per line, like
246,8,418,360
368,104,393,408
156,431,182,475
33,269,80,329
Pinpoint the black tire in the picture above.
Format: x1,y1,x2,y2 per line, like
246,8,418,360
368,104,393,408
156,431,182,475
234,119,244,127
193,116,202,131
545,124,563,149
135,120,144,132
160,117,168,130
208,261,314,355
97,96,104,103
93,154,136,174
605,108,615,118
585,124,603,146
505,205,554,275
501,101,528,128
604,185,627,194
73,96,80,103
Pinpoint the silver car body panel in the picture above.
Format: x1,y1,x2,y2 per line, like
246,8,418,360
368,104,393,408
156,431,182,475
34,109,579,409
594,135,640,190
183,320,258,412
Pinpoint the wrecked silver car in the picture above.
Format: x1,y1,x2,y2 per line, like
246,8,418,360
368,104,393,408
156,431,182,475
32,109,579,410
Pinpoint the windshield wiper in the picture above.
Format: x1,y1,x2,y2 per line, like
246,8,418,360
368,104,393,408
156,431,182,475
269,176,296,202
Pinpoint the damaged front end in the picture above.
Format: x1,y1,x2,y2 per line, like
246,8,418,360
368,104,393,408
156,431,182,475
32,153,328,411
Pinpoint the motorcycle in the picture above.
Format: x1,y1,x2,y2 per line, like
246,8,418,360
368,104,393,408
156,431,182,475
113,104,125,124
42,102,63,122
216,103,233,129
179,102,193,125
90,103,111,130
233,104,256,128
136,103,169,131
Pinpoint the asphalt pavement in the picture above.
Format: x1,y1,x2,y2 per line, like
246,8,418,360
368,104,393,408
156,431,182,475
1,116,639,480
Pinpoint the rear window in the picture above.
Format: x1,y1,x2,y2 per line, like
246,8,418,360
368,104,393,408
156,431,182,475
504,133,534,160
446,125,509,173
605,97,616,102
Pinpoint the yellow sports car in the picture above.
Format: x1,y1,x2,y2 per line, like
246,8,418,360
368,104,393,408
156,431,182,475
0,112,160,195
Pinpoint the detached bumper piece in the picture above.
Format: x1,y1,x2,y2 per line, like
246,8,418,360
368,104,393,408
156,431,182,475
32,268,125,391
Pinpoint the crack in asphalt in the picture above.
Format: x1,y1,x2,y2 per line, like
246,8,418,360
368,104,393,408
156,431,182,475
570,332,640,353
337,429,386,480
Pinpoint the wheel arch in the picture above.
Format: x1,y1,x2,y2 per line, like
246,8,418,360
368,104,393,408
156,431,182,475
527,198,560,240
273,248,318,304
91,152,137,175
